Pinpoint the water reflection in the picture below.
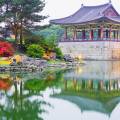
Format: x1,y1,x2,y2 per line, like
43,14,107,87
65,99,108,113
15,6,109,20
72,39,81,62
64,78,120,91
0,73,49,120
0,61,120,120
64,61,120,92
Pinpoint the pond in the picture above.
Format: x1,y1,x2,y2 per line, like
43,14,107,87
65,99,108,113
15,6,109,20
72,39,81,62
0,61,120,120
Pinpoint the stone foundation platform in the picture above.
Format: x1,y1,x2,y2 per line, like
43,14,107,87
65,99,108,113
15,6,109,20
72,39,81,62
59,41,120,60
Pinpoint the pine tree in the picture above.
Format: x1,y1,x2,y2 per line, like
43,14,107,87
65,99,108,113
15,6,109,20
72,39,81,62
0,0,47,47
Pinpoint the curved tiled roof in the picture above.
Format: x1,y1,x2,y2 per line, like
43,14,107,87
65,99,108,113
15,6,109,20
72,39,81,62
108,16,120,23
50,3,120,25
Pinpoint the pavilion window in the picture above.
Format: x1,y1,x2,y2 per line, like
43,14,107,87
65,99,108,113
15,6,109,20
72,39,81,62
77,31,82,40
93,30,97,40
68,30,73,41
96,29,99,40
86,30,89,40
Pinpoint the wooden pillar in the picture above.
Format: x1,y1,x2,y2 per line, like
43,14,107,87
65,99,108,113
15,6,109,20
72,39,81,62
113,30,116,40
109,25,112,41
73,27,77,40
98,29,101,40
117,30,119,41
84,30,86,40
80,31,82,40
89,26,92,40
114,30,116,41
106,30,109,39
64,27,68,40
82,29,86,40
82,30,84,40
118,29,120,41
96,28,98,40
116,30,118,41
89,30,92,40
100,25,104,40
115,30,119,41
91,30,94,40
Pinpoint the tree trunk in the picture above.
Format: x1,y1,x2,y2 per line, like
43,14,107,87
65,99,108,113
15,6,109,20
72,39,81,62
15,27,18,49
20,20,23,47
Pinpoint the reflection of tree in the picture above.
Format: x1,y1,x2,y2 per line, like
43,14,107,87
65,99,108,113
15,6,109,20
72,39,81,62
0,80,48,120
0,69,65,120
0,74,13,91
24,70,64,92
0,98,45,120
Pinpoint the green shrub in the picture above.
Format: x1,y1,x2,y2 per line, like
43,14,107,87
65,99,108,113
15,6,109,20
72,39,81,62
54,47,63,59
24,79,46,91
44,35,57,51
27,44,45,58
24,35,45,47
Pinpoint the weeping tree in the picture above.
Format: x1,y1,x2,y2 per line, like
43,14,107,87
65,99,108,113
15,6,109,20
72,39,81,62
0,0,47,48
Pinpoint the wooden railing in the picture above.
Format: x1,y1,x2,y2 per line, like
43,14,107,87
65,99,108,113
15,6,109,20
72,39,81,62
59,38,120,42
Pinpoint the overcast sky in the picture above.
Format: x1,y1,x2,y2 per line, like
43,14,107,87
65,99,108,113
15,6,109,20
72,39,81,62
42,0,120,24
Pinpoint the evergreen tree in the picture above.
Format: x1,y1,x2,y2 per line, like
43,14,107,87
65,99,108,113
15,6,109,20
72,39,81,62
0,0,47,47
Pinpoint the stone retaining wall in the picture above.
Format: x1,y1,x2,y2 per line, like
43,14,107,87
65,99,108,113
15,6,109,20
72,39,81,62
0,59,47,72
59,41,120,60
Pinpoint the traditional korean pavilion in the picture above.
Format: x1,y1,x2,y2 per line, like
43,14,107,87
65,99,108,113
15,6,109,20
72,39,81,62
50,1,120,60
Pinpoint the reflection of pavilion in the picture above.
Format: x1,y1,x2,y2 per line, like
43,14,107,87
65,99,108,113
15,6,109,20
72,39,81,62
64,78,120,92
64,61,120,91
53,62,120,116
54,95,120,116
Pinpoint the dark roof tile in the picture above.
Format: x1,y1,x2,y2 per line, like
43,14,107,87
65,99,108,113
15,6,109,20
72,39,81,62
50,3,120,25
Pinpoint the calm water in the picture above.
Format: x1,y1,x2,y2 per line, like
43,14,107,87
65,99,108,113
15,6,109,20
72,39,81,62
0,61,120,120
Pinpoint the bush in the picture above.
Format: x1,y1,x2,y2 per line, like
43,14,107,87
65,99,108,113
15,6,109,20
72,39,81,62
54,47,63,59
0,41,14,57
27,44,45,58
44,35,57,51
24,35,45,47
